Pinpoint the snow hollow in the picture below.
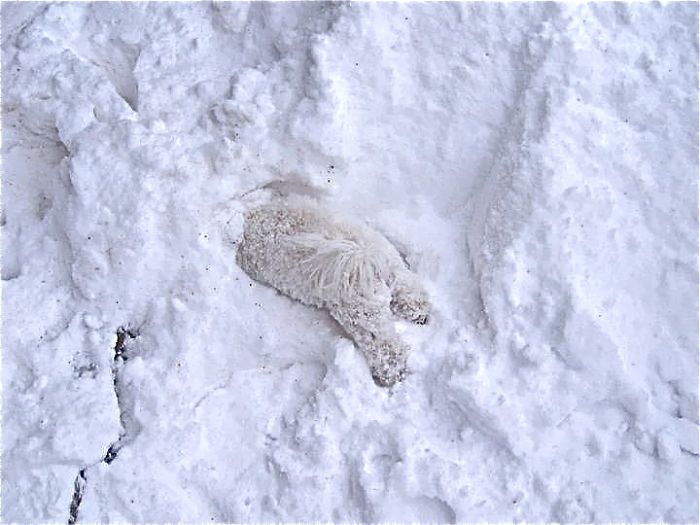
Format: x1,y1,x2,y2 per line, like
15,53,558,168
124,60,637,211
1,2,698,523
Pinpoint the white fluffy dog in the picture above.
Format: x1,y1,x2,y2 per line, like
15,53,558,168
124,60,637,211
236,200,431,386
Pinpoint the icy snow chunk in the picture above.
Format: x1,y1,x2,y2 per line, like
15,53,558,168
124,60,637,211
656,428,681,463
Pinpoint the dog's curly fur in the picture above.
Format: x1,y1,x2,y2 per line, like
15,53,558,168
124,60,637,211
236,200,431,386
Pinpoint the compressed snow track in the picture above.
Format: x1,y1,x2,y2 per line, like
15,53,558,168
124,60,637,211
2,2,698,523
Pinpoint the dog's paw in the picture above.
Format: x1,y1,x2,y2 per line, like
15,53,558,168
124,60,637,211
366,337,409,387
390,284,431,325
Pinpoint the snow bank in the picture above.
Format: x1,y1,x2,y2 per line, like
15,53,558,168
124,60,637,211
2,2,697,522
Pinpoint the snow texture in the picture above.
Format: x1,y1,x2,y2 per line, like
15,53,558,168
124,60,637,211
1,2,698,523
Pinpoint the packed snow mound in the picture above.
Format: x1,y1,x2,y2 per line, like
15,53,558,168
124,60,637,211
2,2,697,523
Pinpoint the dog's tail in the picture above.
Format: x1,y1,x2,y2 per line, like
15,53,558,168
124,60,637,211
284,232,390,301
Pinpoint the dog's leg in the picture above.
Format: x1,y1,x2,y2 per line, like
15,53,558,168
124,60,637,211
389,271,431,325
328,297,409,387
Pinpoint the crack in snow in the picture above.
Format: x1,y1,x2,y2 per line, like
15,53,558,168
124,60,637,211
67,469,86,525
65,327,139,524
103,327,140,464
191,371,237,412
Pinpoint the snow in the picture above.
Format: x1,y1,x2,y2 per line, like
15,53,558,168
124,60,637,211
1,1,697,523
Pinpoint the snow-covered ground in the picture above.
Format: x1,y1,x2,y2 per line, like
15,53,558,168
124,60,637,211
2,2,698,523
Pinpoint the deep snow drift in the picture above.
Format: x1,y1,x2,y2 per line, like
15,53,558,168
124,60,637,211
2,2,698,523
